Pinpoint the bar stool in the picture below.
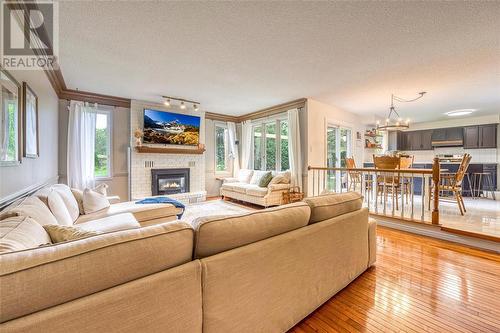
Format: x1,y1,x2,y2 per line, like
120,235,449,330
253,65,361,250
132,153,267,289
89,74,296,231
471,172,496,200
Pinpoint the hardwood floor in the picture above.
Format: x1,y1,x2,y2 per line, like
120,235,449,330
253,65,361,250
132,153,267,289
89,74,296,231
289,227,500,333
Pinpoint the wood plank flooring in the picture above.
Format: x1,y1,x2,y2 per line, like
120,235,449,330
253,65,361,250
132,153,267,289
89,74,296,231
289,227,500,333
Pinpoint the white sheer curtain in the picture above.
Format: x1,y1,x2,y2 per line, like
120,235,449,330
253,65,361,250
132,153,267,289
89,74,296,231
288,108,303,189
227,122,240,177
240,120,253,170
67,100,97,189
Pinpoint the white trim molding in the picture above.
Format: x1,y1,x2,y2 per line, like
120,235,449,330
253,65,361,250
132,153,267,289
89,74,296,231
0,175,59,209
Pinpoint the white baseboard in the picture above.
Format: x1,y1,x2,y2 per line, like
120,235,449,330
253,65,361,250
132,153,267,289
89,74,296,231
375,218,500,253
0,175,59,209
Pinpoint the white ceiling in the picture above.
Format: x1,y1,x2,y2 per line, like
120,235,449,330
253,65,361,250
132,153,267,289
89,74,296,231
58,2,500,122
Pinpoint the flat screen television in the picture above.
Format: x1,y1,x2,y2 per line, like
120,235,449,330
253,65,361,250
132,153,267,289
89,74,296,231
143,109,201,146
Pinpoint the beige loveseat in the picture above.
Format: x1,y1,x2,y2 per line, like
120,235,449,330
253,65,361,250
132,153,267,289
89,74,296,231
220,169,292,207
0,192,376,333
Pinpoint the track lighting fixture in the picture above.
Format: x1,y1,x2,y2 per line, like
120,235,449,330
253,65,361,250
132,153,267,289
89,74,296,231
162,95,200,111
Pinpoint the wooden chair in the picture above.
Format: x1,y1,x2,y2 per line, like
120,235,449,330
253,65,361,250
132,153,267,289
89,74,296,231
345,157,361,191
429,153,471,215
373,155,401,210
399,156,414,203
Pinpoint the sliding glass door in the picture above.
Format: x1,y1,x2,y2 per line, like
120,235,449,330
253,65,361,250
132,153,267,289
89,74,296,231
326,125,352,192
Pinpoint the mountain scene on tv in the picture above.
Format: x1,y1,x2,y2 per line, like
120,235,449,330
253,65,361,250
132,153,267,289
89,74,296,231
143,109,200,145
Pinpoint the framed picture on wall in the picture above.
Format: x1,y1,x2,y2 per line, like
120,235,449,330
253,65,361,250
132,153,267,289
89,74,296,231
22,82,39,158
0,67,22,166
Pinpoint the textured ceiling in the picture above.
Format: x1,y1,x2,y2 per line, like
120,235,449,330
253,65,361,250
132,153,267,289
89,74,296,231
58,2,500,122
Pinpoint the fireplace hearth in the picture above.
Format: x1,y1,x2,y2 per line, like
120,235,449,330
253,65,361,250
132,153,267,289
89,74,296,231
151,168,190,195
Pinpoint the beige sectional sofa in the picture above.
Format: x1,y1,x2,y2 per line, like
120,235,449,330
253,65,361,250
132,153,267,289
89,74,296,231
0,192,376,333
221,169,292,207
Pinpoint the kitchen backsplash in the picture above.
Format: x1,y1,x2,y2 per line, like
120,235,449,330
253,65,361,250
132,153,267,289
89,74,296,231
402,147,498,164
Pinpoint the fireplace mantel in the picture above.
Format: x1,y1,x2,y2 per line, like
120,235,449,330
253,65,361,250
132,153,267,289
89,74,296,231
135,146,205,155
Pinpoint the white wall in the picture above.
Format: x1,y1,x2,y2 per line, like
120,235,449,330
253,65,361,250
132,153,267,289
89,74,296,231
0,69,58,203
58,100,130,200
304,99,366,195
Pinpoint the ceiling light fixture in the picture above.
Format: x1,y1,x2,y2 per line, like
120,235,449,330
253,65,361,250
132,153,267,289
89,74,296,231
162,95,200,111
445,109,476,117
377,92,426,131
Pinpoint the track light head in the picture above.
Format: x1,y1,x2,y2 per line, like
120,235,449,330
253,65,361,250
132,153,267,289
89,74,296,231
180,101,186,110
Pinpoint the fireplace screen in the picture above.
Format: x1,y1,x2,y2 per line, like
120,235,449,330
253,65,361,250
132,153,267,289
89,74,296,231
151,168,190,195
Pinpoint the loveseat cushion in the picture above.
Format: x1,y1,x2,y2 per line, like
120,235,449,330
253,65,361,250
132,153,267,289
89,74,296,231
304,192,363,224
0,221,194,323
192,202,311,258
0,216,52,253
0,196,58,226
76,213,140,233
74,201,180,224
245,185,268,197
220,182,241,192
232,184,251,194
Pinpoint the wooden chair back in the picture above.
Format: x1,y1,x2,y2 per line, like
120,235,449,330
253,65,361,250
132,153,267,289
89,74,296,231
452,154,472,187
400,156,414,169
345,157,361,182
373,155,401,184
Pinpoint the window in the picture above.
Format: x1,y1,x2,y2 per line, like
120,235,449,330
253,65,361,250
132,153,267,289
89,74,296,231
252,118,288,172
326,125,352,191
94,111,111,178
215,123,230,173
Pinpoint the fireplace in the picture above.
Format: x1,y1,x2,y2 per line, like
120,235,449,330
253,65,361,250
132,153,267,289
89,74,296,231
151,168,190,195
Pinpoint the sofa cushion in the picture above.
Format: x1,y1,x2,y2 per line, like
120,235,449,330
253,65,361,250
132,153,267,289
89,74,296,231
75,201,180,224
0,216,52,253
231,183,251,194
0,196,58,226
48,191,74,226
269,171,291,185
220,182,242,192
76,213,140,233
83,188,111,214
52,184,80,223
0,221,194,323
192,202,311,258
245,185,268,197
237,169,254,183
43,224,100,243
304,192,363,224
249,170,269,185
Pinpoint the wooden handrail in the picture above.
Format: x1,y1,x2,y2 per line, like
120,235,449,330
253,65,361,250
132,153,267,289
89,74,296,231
308,166,433,174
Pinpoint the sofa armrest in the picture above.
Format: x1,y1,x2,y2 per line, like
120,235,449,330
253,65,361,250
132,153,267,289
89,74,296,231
107,195,121,204
268,183,290,192
222,177,239,183
0,222,194,323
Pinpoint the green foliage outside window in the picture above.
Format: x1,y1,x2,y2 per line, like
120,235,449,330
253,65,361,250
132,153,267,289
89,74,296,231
95,113,110,177
7,103,17,161
215,126,226,172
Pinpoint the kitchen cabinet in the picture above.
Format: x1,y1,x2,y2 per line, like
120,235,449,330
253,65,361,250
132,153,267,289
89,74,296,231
463,124,497,148
400,130,433,151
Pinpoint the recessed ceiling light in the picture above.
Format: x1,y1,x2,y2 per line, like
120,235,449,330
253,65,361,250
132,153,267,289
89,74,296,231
445,109,476,117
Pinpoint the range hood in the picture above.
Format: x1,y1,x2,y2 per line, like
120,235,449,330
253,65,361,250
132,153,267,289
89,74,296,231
431,127,463,147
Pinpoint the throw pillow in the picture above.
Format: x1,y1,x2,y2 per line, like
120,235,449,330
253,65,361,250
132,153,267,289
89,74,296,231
94,183,109,196
52,184,80,223
0,216,52,253
0,196,58,226
83,188,110,214
269,171,291,185
258,172,273,187
71,188,85,214
48,191,74,226
249,170,269,185
237,169,254,183
43,224,100,243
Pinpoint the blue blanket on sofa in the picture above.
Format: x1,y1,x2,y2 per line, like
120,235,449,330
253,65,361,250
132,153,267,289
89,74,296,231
135,197,185,219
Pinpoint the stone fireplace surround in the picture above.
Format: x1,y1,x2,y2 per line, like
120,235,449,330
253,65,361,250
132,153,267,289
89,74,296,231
129,100,207,203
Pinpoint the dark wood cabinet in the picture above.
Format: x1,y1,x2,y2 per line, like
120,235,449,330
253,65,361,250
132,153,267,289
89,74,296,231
464,124,497,148
400,130,433,151
420,130,433,150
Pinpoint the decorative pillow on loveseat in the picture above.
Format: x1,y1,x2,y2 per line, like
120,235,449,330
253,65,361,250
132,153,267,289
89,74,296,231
258,172,273,187
237,169,254,183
